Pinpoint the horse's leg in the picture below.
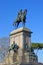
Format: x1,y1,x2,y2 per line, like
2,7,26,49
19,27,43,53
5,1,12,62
22,21,25,27
13,21,17,29
17,22,19,28
15,23,17,29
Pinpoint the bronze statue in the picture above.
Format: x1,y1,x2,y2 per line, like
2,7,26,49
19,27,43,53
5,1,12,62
13,9,27,28
8,43,19,53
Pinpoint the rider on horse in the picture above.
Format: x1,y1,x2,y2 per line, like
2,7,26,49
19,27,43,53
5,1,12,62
13,9,27,28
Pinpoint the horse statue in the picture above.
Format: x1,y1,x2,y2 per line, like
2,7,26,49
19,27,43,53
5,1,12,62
13,9,27,28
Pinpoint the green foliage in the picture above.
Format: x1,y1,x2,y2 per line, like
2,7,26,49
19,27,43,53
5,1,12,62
31,43,43,49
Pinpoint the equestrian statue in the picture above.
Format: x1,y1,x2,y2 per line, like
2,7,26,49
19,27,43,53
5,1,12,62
13,9,27,28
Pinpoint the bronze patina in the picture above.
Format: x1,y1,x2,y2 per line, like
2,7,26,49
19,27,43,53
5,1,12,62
13,9,27,28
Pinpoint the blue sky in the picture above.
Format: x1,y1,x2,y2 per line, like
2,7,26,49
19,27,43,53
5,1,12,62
0,0,43,63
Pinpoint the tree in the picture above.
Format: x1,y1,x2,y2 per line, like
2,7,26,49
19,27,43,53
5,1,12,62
31,43,43,54
32,43,43,49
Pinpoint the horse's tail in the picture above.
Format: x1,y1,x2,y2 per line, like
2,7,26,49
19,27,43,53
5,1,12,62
13,19,17,26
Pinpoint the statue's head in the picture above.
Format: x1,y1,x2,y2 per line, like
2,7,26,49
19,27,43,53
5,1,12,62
18,9,22,16
19,9,22,13
20,9,22,12
25,9,27,12
24,9,27,15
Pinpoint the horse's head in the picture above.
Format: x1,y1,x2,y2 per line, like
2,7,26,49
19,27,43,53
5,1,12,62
18,9,22,16
24,9,27,16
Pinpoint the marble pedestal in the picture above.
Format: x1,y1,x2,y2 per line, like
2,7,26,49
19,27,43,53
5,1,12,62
10,27,38,64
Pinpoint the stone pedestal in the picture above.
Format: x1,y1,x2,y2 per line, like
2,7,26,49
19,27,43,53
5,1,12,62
10,27,32,48
1,27,38,65
10,27,32,63
9,27,38,64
